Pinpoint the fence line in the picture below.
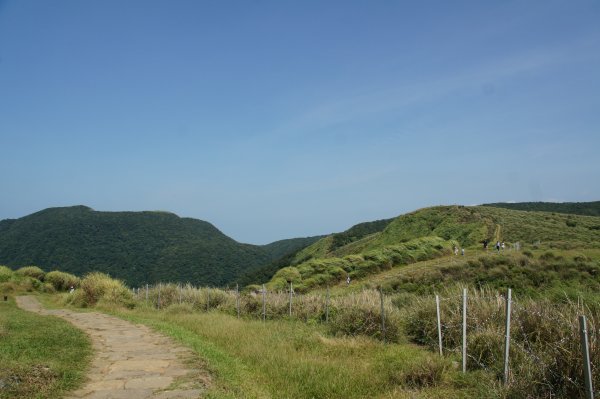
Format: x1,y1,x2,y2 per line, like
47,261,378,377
133,282,598,397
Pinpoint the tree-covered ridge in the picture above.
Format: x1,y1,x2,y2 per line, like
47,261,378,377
262,236,325,261
483,201,600,216
0,206,314,287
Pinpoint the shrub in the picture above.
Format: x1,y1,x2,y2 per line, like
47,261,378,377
328,289,402,342
68,272,133,307
45,271,80,291
15,266,45,281
0,266,13,283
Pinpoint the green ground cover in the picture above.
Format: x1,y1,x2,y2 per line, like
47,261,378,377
100,304,497,399
0,298,92,399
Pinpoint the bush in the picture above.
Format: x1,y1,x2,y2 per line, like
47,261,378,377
329,289,402,342
15,266,45,281
0,266,13,283
45,271,80,291
67,272,133,307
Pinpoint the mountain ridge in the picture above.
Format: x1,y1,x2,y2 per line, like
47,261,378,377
0,205,321,287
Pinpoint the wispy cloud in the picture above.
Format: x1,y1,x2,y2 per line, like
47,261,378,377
271,36,599,137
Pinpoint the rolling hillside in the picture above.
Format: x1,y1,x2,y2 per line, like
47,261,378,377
266,205,600,291
0,206,319,287
483,200,600,216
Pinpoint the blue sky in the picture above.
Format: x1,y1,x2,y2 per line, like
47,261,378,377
1,1,599,244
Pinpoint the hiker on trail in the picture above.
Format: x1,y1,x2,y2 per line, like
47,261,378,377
501,242,505,250
346,275,351,285
496,241,500,252
454,246,459,255
461,248,465,256
483,239,489,250
69,286,75,294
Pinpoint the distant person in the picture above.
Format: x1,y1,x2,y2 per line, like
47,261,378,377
461,248,465,256
496,241,500,252
454,246,459,255
69,286,75,294
483,239,489,250
346,275,351,285
501,242,505,250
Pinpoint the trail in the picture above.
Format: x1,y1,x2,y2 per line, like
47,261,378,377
16,296,208,399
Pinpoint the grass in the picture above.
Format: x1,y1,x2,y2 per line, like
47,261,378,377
96,302,496,398
268,236,455,292
0,297,92,399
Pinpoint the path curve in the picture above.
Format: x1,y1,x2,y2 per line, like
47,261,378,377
16,296,208,399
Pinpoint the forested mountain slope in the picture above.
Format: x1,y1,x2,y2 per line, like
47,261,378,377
0,206,316,286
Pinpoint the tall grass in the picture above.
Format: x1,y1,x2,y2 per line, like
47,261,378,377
45,271,80,291
0,265,13,283
15,266,45,281
100,304,491,399
136,283,401,342
65,272,133,307
404,286,599,398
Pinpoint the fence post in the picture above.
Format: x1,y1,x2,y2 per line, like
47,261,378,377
206,288,210,312
579,315,595,399
380,287,386,344
436,294,443,356
325,286,330,323
236,283,240,319
158,284,161,309
262,284,266,322
503,288,512,385
462,288,467,373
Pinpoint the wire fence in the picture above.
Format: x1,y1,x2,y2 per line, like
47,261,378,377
129,282,598,398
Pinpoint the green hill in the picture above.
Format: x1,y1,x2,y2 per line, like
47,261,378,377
483,201,600,216
266,205,600,291
291,217,394,264
262,236,325,261
0,206,317,287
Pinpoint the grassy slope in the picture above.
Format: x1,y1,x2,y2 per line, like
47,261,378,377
0,297,92,399
267,206,600,290
100,304,494,399
483,200,600,216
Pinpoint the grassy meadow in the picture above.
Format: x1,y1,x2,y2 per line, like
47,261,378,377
0,297,92,399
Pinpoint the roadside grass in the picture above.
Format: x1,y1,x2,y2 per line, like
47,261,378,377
0,297,92,399
96,303,498,399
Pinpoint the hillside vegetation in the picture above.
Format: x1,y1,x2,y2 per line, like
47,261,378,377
266,205,600,289
0,206,318,287
483,200,600,216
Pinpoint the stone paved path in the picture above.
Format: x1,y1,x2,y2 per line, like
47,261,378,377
16,296,209,399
